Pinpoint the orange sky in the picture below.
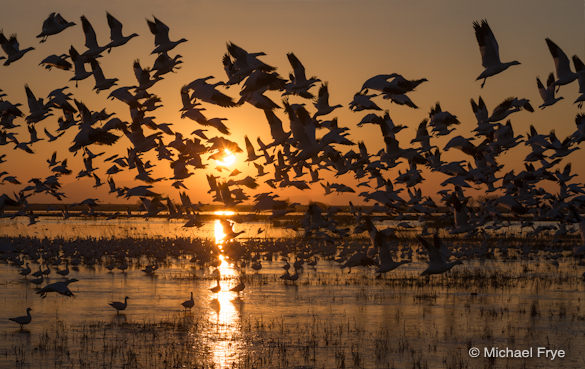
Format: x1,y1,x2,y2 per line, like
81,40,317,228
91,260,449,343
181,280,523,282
0,0,583,205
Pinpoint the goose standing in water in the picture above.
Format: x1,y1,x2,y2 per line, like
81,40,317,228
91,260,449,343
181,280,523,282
56,260,69,276
209,279,221,294
181,292,194,310
9,308,32,330
230,278,245,295
19,263,31,277
417,234,463,276
109,296,129,314
473,19,520,88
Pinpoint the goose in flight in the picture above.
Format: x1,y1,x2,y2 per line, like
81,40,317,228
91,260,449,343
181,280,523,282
44,128,65,142
284,52,320,98
313,83,342,117
224,42,276,84
106,12,138,52
80,16,107,58
8,308,31,330
573,55,585,107
69,46,93,85
185,77,237,107
36,278,78,298
90,59,118,92
473,19,520,88
109,296,129,314
545,38,578,89
0,32,34,66
152,52,182,77
417,234,463,276
25,84,53,124
147,16,187,54
537,73,563,109
37,13,76,43
39,54,72,70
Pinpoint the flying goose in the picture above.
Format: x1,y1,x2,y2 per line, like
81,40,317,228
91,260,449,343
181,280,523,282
106,12,138,52
37,13,75,42
0,32,34,66
417,234,463,276
545,38,578,89
473,19,520,88
147,16,187,54
537,73,564,109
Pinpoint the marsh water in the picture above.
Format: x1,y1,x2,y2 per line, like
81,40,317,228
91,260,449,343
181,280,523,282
1,217,585,369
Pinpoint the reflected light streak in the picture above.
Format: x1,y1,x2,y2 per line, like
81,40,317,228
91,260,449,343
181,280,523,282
209,253,241,368
214,219,226,246
214,210,235,216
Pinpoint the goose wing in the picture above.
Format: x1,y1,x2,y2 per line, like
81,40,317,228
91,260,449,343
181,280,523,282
545,38,572,79
536,77,547,100
81,16,99,50
473,19,501,68
106,12,123,40
417,234,444,264
287,52,307,80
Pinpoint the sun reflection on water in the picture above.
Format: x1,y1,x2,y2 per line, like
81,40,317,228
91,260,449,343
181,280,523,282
208,219,242,368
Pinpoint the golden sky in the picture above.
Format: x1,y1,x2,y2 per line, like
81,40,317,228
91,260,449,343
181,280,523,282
0,0,583,205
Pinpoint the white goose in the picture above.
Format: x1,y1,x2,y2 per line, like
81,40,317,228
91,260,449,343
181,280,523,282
473,19,520,88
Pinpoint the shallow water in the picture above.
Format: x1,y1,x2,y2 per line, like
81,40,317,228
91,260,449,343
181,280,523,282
2,252,585,369
0,215,297,240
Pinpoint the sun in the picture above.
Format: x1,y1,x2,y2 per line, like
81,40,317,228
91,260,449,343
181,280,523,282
216,149,236,167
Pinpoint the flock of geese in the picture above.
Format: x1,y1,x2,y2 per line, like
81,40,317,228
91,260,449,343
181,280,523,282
1,13,585,328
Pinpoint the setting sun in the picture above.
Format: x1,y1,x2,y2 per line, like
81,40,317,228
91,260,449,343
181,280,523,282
215,149,236,168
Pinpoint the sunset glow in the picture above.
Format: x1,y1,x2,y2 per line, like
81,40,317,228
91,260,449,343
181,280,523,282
215,150,236,168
